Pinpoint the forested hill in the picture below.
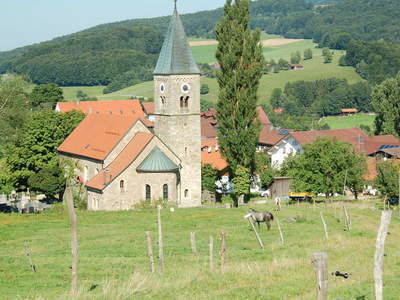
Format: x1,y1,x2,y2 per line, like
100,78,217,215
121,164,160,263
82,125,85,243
0,27,163,87
0,0,399,87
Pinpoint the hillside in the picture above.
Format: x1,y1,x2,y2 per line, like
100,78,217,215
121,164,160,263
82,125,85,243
1,0,397,88
94,40,361,104
0,27,162,87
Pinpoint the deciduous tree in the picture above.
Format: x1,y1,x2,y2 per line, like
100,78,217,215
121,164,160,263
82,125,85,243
372,73,400,138
30,84,64,109
282,138,366,200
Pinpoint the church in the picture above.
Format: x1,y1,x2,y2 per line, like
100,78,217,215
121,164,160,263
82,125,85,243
58,3,202,210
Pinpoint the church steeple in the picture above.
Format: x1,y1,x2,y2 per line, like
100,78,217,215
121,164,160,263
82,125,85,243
154,2,200,75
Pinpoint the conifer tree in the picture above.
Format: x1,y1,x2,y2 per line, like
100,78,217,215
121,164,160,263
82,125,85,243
215,0,265,174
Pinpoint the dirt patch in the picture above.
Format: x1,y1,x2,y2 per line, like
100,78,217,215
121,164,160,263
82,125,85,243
189,40,218,46
262,38,304,47
189,38,303,47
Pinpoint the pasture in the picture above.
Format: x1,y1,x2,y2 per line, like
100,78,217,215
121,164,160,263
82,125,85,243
320,114,376,130
61,36,362,104
0,199,399,299
103,51,361,105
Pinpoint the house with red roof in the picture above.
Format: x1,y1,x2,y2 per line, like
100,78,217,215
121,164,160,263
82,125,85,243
267,128,400,172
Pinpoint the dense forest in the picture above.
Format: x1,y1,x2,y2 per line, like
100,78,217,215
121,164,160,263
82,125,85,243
0,0,399,87
0,27,162,87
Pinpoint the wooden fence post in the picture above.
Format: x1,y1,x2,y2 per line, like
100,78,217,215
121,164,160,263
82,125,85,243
320,211,329,240
145,232,155,273
245,216,265,249
311,252,328,300
157,205,164,273
209,236,214,272
220,230,227,273
190,232,197,255
23,241,36,273
66,190,78,296
342,205,352,231
374,210,392,300
276,217,285,245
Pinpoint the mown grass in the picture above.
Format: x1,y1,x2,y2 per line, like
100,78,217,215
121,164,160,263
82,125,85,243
0,200,399,299
320,114,376,130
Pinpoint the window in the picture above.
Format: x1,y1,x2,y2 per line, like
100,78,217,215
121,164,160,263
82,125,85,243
163,184,168,200
145,185,151,201
180,96,189,110
184,189,189,198
120,180,125,192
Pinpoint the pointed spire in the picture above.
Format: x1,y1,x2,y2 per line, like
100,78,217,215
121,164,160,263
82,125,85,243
154,2,200,75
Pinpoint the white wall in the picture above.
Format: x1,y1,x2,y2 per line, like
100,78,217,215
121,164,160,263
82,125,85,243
269,136,302,169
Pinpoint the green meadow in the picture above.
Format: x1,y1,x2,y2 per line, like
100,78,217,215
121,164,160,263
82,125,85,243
320,114,376,130
1,200,399,299
61,37,362,104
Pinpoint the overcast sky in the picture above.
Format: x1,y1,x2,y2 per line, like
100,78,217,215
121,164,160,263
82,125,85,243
0,0,226,51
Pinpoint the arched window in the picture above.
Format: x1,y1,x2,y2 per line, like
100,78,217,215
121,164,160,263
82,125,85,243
145,185,151,201
184,189,189,198
163,184,168,200
120,180,125,192
180,96,184,108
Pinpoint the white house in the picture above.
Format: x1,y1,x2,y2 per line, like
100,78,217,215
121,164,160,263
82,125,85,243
267,135,303,169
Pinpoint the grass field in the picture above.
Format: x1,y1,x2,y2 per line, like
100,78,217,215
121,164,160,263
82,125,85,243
61,37,362,105
1,200,399,299
320,114,376,130
103,51,361,105
62,86,106,101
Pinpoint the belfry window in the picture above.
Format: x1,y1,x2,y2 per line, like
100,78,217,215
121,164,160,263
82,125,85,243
145,185,151,201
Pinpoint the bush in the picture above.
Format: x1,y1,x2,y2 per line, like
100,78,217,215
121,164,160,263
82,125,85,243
200,84,210,95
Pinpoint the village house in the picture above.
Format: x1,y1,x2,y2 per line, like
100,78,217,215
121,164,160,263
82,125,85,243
268,128,400,170
58,3,202,209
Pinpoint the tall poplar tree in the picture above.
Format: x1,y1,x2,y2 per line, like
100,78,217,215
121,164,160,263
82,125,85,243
215,0,265,174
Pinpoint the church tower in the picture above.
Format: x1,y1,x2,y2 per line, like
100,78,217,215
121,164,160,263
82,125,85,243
153,2,201,207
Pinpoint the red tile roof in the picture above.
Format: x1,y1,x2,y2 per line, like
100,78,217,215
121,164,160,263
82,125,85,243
288,128,400,155
56,100,146,118
202,138,219,149
259,125,287,146
202,151,228,171
256,106,271,126
86,132,154,191
201,118,217,138
58,114,140,161
363,135,400,155
141,119,154,128
141,102,155,115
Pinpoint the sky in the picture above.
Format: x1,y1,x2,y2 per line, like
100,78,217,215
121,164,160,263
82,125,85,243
0,0,226,52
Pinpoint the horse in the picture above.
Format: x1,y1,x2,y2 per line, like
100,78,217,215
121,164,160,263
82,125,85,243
244,208,274,230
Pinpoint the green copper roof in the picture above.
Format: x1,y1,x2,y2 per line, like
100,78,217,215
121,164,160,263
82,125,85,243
154,4,200,75
137,147,179,172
